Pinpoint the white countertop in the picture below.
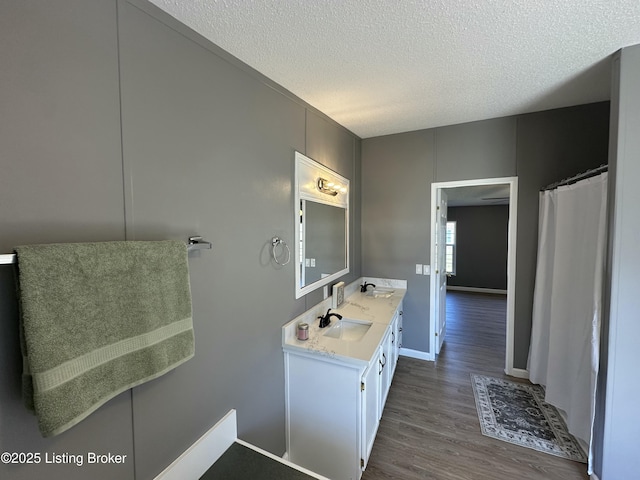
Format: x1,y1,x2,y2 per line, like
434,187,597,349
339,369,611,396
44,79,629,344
282,278,406,367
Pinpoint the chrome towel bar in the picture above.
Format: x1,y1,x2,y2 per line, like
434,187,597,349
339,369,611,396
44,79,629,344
0,236,212,265
0,254,16,265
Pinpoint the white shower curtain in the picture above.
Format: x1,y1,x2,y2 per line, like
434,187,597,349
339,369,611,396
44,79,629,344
528,172,608,472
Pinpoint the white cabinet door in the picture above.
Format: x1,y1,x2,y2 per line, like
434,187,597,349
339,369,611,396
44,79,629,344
390,311,399,377
398,303,403,351
361,349,381,470
286,353,361,480
380,328,392,412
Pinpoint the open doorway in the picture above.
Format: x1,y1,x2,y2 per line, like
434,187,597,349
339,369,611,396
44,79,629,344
429,177,521,376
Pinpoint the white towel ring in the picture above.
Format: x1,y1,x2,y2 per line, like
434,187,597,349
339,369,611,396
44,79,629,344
271,237,291,266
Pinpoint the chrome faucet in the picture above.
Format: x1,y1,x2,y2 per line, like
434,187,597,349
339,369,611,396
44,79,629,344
318,308,342,328
360,282,376,292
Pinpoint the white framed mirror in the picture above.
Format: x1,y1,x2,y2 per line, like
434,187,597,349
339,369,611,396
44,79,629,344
294,151,349,299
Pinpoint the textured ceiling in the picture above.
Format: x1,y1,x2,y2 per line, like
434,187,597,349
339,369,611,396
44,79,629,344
148,0,640,138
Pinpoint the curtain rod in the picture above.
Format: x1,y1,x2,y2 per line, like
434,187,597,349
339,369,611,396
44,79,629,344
541,164,608,192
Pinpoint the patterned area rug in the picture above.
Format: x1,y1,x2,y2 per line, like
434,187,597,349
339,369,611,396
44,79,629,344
470,374,587,463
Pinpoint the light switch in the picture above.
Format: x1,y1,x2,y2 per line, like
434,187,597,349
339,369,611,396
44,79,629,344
416,264,423,274
305,259,310,267
310,258,316,267
423,265,430,275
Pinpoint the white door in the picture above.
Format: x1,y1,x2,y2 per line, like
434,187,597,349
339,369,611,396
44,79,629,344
435,189,448,354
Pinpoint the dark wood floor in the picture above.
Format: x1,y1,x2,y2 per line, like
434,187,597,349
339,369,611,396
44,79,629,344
362,291,589,480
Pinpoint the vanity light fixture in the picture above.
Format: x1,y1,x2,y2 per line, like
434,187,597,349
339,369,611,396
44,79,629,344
317,177,344,196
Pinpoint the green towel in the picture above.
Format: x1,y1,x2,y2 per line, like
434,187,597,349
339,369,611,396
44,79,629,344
15,240,195,437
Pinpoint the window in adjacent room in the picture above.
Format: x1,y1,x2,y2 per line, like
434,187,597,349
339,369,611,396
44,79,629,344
445,221,456,275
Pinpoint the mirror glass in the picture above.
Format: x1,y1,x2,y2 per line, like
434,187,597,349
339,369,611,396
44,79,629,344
300,200,347,286
295,152,349,299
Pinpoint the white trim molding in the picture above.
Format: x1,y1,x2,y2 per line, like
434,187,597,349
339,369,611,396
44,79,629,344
429,177,519,376
155,409,329,480
507,368,530,380
154,410,237,480
400,347,435,362
294,151,350,299
235,440,329,479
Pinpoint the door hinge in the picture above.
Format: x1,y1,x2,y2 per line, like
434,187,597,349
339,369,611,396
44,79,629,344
361,382,365,392
437,205,440,210
361,458,365,468
435,332,438,336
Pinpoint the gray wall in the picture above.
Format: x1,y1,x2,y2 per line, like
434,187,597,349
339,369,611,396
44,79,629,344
0,1,361,479
0,2,133,480
305,112,362,307
593,45,640,480
447,206,509,290
362,130,435,352
513,102,610,367
362,102,610,365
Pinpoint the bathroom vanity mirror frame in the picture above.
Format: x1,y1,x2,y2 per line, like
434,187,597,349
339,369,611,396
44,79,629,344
294,151,349,299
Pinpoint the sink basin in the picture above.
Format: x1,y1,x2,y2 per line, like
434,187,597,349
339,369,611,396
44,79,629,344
323,318,373,342
366,287,395,298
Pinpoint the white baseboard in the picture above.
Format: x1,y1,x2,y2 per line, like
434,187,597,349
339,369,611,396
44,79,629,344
400,347,434,362
154,410,236,480
505,367,529,379
155,410,329,480
237,441,329,479
447,286,507,295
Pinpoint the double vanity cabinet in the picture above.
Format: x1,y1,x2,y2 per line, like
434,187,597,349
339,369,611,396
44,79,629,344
282,279,406,480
